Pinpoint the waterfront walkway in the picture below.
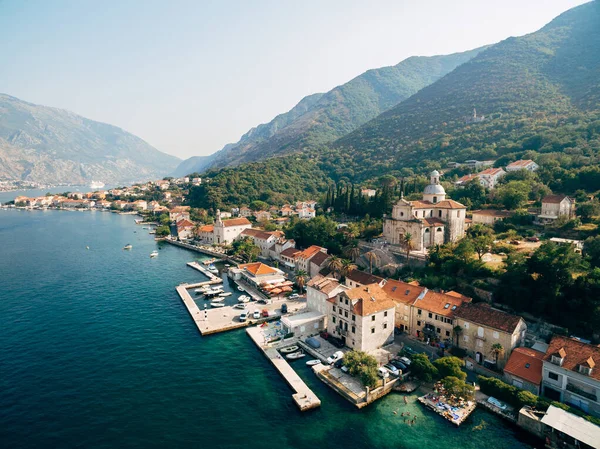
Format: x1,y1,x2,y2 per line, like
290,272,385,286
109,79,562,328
246,326,320,411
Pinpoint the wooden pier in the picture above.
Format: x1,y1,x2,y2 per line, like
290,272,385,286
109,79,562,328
246,327,321,411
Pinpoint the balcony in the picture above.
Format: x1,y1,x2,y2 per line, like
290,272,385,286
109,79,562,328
473,333,486,341
566,382,598,401
337,327,348,337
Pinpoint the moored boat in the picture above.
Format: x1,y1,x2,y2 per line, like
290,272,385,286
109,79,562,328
280,345,299,354
238,295,250,303
123,244,133,250
211,297,224,303
210,302,225,308
286,351,305,360
150,250,158,258
207,265,219,274
306,359,321,366
237,286,244,291
218,292,232,297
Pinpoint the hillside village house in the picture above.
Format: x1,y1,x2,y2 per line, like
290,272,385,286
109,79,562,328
477,167,506,189
198,213,252,245
506,159,539,172
470,209,514,225
176,219,195,240
133,200,147,211
253,210,271,221
538,194,576,224
306,275,348,319
383,171,467,252
294,245,329,277
239,207,252,218
327,284,396,352
542,336,600,417
455,302,526,369
344,270,385,289
280,247,301,269
503,347,545,394
169,206,191,222
280,205,295,217
361,189,377,197
549,237,584,253
239,228,294,259
298,207,316,219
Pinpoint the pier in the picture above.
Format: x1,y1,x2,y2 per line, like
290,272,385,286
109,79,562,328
186,261,220,281
246,326,321,411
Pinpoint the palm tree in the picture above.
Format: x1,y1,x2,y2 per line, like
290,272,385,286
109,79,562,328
452,325,463,348
365,251,379,274
490,343,505,365
295,270,308,293
402,233,413,264
340,259,357,280
326,255,343,277
344,244,361,262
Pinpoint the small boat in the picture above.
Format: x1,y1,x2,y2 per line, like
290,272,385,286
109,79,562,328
194,288,208,294
207,265,219,274
232,304,246,310
123,244,133,250
224,263,231,267
211,297,224,303
280,345,300,354
210,302,225,308
238,295,250,303
237,286,244,292
148,231,156,235
306,359,322,366
218,292,232,297
286,351,305,360
150,250,158,258
204,288,224,297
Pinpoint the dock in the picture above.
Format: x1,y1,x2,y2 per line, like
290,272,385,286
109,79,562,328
418,393,476,426
187,261,220,281
246,326,320,411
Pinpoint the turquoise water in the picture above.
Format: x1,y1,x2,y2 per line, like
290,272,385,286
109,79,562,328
0,210,539,449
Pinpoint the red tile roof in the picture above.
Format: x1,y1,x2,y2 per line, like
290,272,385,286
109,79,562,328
471,209,514,218
414,290,470,317
543,336,600,381
343,284,396,316
479,168,504,176
296,245,325,260
409,199,466,209
542,194,570,204
239,262,280,276
504,347,545,386
309,251,330,267
346,269,384,286
423,217,445,226
222,217,251,227
280,247,300,258
507,159,536,168
455,303,523,334
382,279,426,305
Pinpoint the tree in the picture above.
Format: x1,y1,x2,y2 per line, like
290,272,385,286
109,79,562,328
410,353,438,382
471,234,494,260
490,343,505,364
326,255,343,277
577,202,600,221
433,356,466,381
155,225,171,237
365,251,379,274
343,350,379,388
454,239,475,264
584,236,600,268
344,243,361,262
249,200,269,211
229,237,260,262
495,181,530,210
402,233,414,263
452,325,463,348
441,376,475,400
340,259,357,280
295,270,308,293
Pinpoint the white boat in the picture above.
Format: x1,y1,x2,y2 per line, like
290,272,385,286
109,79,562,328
286,351,305,360
194,288,208,294
149,231,156,235
123,244,132,250
232,304,246,310
211,297,224,303
207,265,219,274
280,345,300,354
218,292,232,297
150,250,159,258
238,295,250,303
306,359,322,366
210,302,225,308
204,288,224,297
237,286,244,292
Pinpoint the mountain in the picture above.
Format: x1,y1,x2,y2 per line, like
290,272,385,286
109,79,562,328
326,0,600,181
0,94,180,184
174,47,486,176
188,1,600,209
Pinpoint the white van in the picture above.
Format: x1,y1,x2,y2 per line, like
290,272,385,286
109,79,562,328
377,367,390,379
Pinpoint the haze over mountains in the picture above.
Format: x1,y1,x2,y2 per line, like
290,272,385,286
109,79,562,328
186,0,600,209
0,94,180,185
173,47,486,176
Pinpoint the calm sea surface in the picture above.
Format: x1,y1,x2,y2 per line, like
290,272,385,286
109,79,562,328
0,209,539,449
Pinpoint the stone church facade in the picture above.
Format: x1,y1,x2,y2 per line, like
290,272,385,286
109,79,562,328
383,171,467,252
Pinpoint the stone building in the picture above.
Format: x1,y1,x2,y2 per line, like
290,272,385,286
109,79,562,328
538,194,576,224
383,171,467,252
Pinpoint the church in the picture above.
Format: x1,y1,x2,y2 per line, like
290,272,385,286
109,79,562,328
383,171,467,252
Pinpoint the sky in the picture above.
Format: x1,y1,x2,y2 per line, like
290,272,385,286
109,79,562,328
0,0,590,161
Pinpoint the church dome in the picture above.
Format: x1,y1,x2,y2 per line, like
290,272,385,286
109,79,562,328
423,184,446,195
430,170,440,177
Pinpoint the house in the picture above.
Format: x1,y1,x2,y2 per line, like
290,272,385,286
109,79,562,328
228,262,287,290
383,171,467,252
549,237,584,253
197,225,215,243
294,245,328,275
239,228,284,258
540,405,600,449
382,279,426,334
541,336,600,417
306,275,348,319
253,210,272,222
268,237,296,262
454,174,479,187
132,200,147,211
239,207,252,218
454,302,527,369
478,168,506,189
212,213,252,245
280,206,295,217
503,347,545,394
506,159,539,172
169,206,191,222
192,178,201,185
361,189,377,197
269,206,280,216
538,194,576,223
281,311,326,340
308,250,330,278
297,207,316,220
471,209,514,225
176,219,195,240
219,211,232,219
344,270,385,289
327,284,396,352
280,247,301,270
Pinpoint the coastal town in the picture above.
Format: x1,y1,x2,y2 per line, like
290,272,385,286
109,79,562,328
4,158,600,449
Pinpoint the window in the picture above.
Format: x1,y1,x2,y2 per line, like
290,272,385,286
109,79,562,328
548,372,559,381
438,210,442,217
428,312,433,319
384,311,388,317
383,323,388,329
551,355,563,366
464,322,469,330
400,212,404,217
339,297,343,303
477,327,484,338
333,306,336,312
345,299,348,305
418,309,422,315
446,330,450,337
352,326,355,334
371,328,375,334
332,316,336,324
352,314,356,321
372,316,376,321
417,321,421,326
339,309,343,316
437,227,442,232
477,340,483,348
579,365,592,376
425,228,430,233
436,328,441,334
493,331,499,339
463,335,469,342
344,311,348,318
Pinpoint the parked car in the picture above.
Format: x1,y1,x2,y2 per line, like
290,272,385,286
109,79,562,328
289,293,300,299
526,236,540,242
334,359,344,369
320,331,330,340
239,311,248,322
377,367,389,379
329,336,345,348
280,303,288,314
383,363,400,376
510,240,520,245
390,359,407,371
261,309,269,317
398,356,412,366
327,351,344,365
252,310,261,319
402,346,417,356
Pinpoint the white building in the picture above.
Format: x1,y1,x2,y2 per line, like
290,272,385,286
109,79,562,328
538,194,576,224
477,168,506,189
506,159,539,172
306,275,348,318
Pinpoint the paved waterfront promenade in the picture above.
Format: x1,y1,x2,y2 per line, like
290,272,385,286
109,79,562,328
246,327,321,411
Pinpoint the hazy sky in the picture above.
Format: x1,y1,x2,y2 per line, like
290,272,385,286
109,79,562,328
0,0,590,160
